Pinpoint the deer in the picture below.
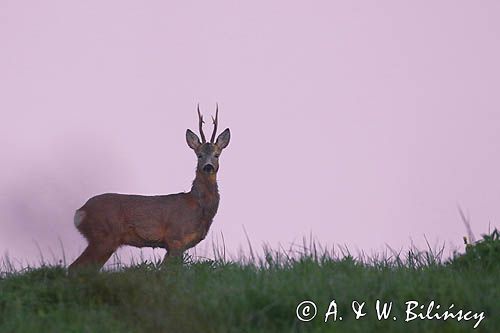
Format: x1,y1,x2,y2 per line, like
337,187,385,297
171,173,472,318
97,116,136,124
68,105,230,273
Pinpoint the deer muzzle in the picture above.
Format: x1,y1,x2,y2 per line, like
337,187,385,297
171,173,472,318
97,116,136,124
203,164,215,173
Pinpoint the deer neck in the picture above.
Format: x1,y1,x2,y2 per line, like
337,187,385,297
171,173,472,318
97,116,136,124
190,170,220,218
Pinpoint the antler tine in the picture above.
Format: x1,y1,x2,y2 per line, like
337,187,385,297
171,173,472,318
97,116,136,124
210,103,219,143
197,104,207,143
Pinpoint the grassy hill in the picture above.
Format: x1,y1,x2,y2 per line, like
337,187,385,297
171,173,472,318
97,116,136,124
0,231,498,332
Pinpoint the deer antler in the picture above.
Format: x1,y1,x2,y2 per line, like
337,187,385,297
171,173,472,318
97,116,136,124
210,103,219,143
197,104,207,143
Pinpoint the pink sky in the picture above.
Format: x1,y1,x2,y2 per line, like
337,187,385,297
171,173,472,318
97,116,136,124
1,1,499,265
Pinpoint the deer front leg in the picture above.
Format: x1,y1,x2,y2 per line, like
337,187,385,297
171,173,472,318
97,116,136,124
161,241,184,267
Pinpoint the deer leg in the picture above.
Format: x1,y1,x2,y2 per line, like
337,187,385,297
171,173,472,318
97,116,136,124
68,242,116,274
161,242,184,267
161,250,184,266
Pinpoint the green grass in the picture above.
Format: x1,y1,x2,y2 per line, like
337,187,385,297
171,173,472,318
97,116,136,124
0,231,499,333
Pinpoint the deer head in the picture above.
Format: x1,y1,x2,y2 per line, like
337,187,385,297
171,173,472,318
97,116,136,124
186,104,231,174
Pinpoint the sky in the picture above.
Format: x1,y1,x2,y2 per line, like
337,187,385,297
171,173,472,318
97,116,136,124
1,1,499,266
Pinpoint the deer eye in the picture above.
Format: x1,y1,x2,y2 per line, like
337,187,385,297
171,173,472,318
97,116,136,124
197,155,203,159
214,154,220,158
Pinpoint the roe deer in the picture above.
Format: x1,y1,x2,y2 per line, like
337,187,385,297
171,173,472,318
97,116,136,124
68,105,230,273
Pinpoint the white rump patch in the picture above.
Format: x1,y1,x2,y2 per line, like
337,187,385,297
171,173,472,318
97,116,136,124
73,210,86,228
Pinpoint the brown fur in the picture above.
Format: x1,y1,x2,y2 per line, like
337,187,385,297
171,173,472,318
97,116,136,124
68,110,230,273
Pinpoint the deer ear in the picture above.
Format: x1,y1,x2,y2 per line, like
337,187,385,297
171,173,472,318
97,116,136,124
215,128,230,149
186,129,201,150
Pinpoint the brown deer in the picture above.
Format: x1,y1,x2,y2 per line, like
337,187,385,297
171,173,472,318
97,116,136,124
68,105,230,273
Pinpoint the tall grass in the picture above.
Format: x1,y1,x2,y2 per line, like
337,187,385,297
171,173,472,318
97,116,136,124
0,231,498,332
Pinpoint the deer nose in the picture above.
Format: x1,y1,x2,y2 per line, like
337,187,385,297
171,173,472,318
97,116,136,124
203,164,215,173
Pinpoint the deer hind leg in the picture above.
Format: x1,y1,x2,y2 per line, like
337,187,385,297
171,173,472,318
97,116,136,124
68,242,117,274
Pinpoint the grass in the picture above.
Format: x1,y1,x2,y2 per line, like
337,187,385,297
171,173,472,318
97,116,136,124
0,231,499,333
